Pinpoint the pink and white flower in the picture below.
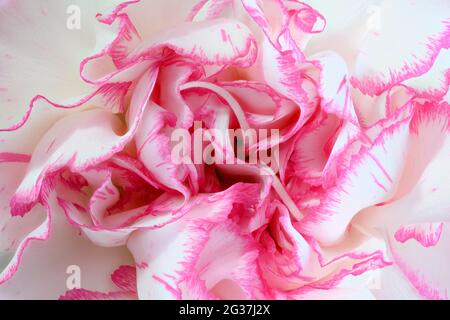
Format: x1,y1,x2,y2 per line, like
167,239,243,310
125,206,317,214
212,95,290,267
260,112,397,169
0,0,449,300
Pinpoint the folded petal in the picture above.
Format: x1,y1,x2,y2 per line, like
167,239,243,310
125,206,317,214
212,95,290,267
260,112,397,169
357,101,450,229
186,221,261,299
217,80,300,144
258,201,390,294
353,102,450,299
11,68,158,216
0,192,133,299
127,183,260,299
310,51,359,124
258,203,316,291
135,101,193,199
158,60,203,128
258,38,319,133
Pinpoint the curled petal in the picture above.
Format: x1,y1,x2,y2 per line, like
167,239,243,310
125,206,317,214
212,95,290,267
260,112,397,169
135,102,194,199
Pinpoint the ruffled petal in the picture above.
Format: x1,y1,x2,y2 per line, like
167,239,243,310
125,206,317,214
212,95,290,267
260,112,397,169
257,203,316,291
303,0,450,96
350,0,450,96
241,0,325,50
186,221,261,299
403,48,450,100
158,60,203,128
353,102,450,299
0,192,133,299
0,0,120,130
127,183,260,299
10,68,158,216
135,101,193,199
357,101,450,229
298,105,414,245
310,51,359,124
257,201,390,295
125,18,258,67
81,1,257,84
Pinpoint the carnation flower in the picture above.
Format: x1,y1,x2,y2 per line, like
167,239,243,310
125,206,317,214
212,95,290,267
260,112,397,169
0,0,449,300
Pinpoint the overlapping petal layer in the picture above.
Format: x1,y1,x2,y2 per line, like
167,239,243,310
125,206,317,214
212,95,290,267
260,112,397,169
0,0,449,300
